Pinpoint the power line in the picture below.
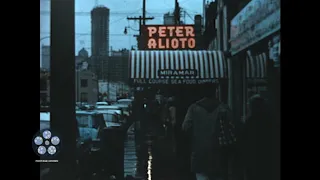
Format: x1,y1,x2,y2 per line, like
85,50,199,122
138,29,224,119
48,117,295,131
40,32,136,36
40,11,198,16
179,0,193,4
179,6,201,14
110,16,131,24
184,11,195,22
40,11,137,16
127,26,139,31
162,0,174,8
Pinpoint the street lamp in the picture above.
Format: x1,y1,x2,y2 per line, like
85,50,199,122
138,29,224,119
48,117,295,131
124,26,139,35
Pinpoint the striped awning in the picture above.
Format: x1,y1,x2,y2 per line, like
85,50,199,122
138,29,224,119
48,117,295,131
129,50,228,85
246,52,267,79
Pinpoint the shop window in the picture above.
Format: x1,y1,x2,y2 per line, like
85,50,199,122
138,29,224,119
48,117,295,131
40,78,47,91
81,79,88,87
245,81,268,116
80,92,88,103
40,93,47,105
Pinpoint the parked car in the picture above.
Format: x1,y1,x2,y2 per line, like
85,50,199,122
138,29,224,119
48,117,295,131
113,99,132,119
114,99,132,109
95,105,127,123
96,101,109,107
40,111,105,149
39,112,91,180
97,110,122,128
96,105,122,114
76,110,106,142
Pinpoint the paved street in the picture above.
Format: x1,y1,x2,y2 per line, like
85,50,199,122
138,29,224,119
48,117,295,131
124,122,184,180
124,123,143,178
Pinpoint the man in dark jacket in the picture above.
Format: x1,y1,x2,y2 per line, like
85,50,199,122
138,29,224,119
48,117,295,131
182,85,231,180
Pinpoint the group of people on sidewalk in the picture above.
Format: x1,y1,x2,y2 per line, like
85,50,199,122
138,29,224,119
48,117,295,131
131,85,272,180
181,87,272,180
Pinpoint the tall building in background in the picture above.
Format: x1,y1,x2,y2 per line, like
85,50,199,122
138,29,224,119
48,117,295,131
91,6,110,56
163,12,175,25
108,49,129,83
41,45,50,71
91,6,110,80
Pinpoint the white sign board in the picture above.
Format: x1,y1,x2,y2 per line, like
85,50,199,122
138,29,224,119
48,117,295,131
230,0,280,55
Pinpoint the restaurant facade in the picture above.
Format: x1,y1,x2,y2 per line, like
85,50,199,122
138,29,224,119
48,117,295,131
229,0,280,120
129,23,230,102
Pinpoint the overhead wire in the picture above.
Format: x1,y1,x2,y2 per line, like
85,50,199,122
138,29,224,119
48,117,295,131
184,11,195,22
40,11,194,15
179,6,200,14
40,32,136,36
162,0,174,8
109,8,143,24
179,0,193,4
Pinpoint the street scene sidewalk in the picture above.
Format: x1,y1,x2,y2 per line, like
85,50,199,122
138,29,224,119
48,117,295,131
124,122,181,180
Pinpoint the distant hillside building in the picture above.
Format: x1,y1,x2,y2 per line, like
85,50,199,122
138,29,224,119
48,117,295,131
76,48,90,70
163,12,175,25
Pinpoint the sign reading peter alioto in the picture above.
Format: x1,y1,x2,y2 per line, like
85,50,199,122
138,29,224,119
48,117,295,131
141,25,196,50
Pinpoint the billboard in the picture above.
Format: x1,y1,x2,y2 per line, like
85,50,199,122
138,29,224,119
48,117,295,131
141,25,196,50
230,0,280,55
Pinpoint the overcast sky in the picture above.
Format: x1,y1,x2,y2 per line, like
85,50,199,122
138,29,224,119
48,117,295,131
40,0,207,66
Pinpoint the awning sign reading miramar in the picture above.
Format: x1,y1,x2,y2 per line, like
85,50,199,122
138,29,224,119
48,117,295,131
128,50,229,85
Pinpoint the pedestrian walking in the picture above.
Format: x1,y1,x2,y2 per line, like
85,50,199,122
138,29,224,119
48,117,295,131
238,94,271,180
150,94,163,135
167,97,177,152
182,85,236,180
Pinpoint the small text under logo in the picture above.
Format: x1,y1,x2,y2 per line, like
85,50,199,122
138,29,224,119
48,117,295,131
35,160,59,163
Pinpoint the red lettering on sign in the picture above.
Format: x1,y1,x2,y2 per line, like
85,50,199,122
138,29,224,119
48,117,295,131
145,25,196,49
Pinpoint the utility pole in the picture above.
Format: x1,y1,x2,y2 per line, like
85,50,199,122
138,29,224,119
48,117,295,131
183,9,186,24
174,0,180,25
127,0,154,49
142,0,146,25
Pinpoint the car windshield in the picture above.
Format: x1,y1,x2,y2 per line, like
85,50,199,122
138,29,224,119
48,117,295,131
92,114,106,129
117,101,131,105
76,114,91,128
96,102,108,105
102,113,118,122
97,106,119,110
